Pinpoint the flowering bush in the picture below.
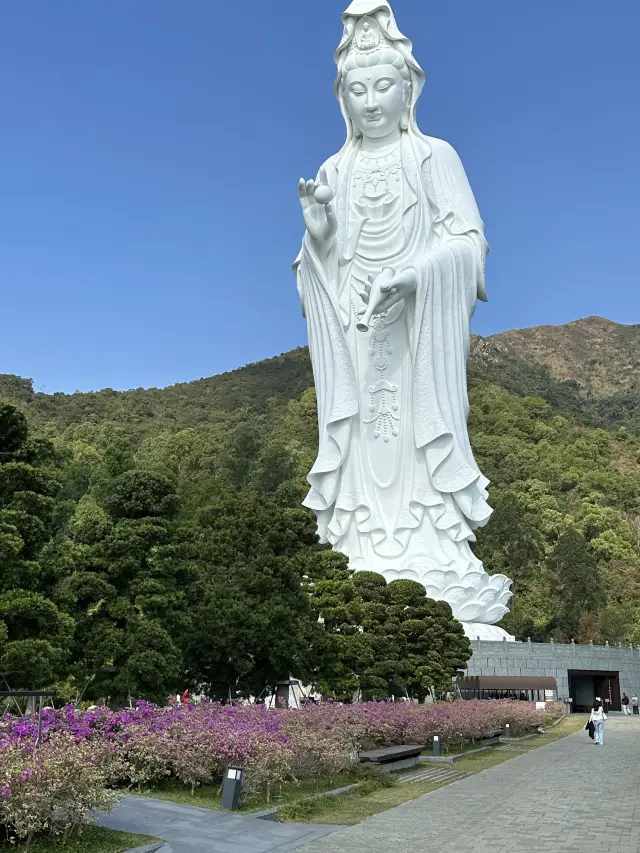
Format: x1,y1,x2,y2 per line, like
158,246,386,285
0,697,563,837
0,733,119,845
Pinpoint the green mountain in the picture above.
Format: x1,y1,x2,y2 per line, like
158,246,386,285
3,316,639,437
2,315,640,645
0,347,314,439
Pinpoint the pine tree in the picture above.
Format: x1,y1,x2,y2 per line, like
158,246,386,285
0,403,73,688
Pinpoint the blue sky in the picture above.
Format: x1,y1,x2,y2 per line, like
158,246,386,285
1,0,639,394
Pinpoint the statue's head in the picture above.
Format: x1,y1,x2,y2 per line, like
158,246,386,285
340,35,412,139
334,2,426,144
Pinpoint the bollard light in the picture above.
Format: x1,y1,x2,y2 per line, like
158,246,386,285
504,723,511,739
221,766,244,811
433,735,441,757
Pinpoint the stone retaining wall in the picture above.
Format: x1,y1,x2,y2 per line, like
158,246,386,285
465,639,640,699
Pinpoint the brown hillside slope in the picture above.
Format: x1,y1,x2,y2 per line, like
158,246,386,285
474,316,640,397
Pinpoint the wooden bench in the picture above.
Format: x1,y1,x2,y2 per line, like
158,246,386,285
359,744,424,772
478,730,502,745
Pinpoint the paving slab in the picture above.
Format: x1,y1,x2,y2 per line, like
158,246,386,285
297,716,640,853
99,793,343,853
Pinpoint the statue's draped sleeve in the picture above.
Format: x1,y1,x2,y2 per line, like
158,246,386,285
294,157,360,539
422,136,488,300
408,136,491,536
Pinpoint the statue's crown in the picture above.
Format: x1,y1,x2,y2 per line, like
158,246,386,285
348,15,388,54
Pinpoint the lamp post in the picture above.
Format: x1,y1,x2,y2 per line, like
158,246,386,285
221,766,244,811
274,679,300,709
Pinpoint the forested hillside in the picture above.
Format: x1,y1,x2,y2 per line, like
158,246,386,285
2,316,640,701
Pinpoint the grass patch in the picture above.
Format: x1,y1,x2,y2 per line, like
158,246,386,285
276,776,395,823
279,716,587,826
137,768,373,814
14,826,158,853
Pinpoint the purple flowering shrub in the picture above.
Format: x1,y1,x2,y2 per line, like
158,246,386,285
0,734,119,843
0,699,563,836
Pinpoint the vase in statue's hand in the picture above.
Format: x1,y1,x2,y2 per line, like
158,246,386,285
356,267,418,330
298,179,337,258
356,267,396,332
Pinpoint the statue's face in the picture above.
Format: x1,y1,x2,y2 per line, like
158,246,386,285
344,64,406,139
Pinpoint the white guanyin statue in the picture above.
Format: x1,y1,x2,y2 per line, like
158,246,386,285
294,1,514,641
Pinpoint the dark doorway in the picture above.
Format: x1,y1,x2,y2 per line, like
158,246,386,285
568,670,621,713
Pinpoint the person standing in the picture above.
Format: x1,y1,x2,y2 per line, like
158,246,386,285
590,701,607,745
632,693,639,715
622,693,631,715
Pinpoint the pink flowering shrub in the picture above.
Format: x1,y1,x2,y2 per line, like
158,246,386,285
0,733,119,843
539,702,564,724
278,706,361,781
0,698,563,828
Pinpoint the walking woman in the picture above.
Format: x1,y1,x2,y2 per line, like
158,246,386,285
590,700,607,745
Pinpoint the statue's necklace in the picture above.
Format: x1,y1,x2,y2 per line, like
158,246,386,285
353,144,402,196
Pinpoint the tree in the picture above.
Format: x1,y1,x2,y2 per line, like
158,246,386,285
474,484,549,580
50,470,193,703
576,612,601,644
386,579,472,699
0,590,73,688
183,492,321,699
546,525,605,639
0,403,72,688
221,422,262,491
306,560,471,701
598,603,636,644
0,402,28,456
102,470,179,520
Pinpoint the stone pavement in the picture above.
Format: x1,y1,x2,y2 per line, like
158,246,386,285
98,795,343,852
299,716,640,853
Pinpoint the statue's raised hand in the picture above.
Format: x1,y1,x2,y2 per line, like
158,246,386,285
298,179,337,256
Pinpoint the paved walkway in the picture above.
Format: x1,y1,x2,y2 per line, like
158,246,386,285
98,795,342,852
300,716,640,853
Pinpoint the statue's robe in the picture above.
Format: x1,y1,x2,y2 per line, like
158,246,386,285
295,132,510,625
